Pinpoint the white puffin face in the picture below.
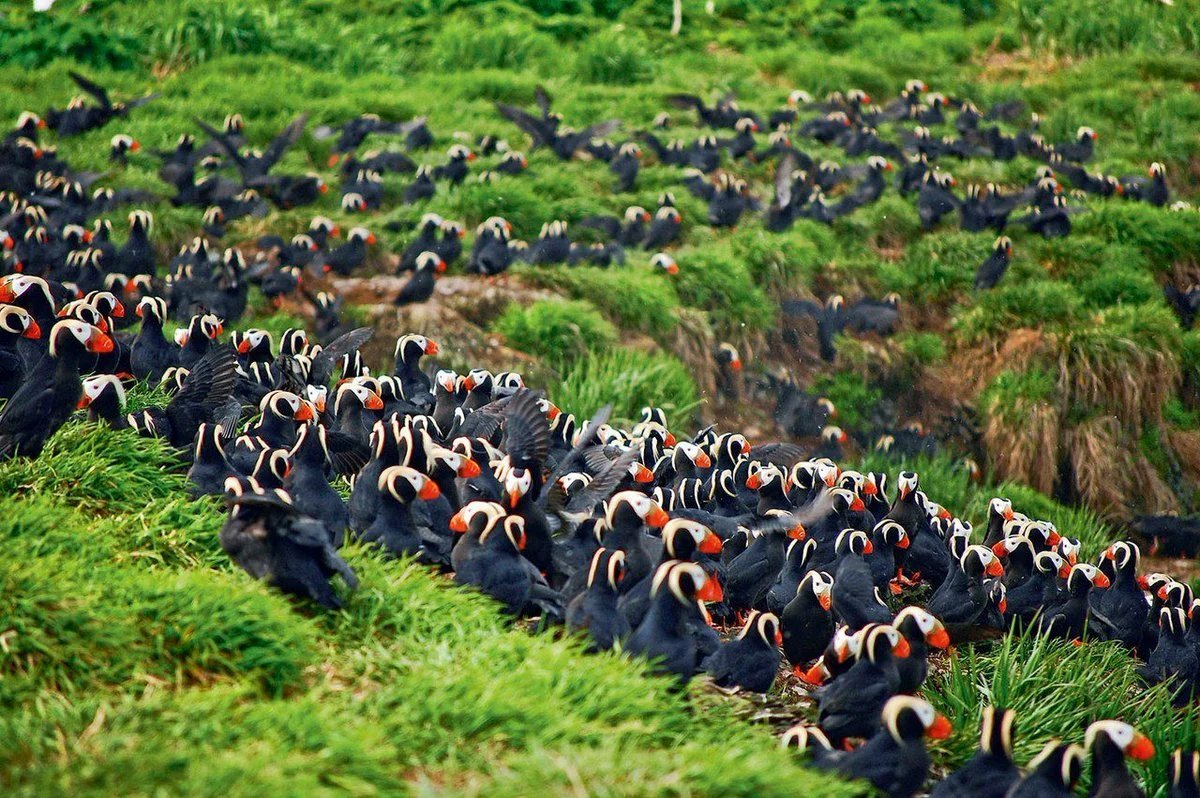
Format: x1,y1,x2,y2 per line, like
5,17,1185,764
1085,720,1135,751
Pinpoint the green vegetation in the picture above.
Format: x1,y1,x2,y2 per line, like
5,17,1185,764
3,0,1199,792
0,430,859,796
927,631,1187,795
492,298,617,365
554,348,701,424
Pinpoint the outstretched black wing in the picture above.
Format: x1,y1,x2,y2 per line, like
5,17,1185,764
261,114,309,170
496,103,553,146
167,344,238,444
534,85,553,118
502,388,550,471
69,71,111,108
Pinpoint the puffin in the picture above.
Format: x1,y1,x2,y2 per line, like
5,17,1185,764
219,478,357,610
1084,720,1155,798
781,569,835,670
0,319,112,460
1008,742,1085,798
626,561,721,683
702,610,783,693
806,696,952,798
930,707,1020,798
565,548,630,652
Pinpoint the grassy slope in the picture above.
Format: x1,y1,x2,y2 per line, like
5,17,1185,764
4,0,1200,523
0,425,863,796
2,0,1200,793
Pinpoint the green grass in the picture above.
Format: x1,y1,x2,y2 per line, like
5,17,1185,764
492,298,617,366
926,631,1189,796
0,426,863,797
553,347,701,426
4,0,1200,791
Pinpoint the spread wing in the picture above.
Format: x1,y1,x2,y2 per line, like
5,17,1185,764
69,71,111,108
166,344,239,439
194,117,248,171
496,103,553,146
262,114,309,169
534,85,553,117
502,388,550,470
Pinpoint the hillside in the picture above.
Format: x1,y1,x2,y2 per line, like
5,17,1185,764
2,0,1200,794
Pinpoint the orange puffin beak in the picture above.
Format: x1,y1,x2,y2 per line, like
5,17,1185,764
861,539,874,555
449,512,468,533
633,464,655,484
694,452,712,469
364,392,385,410
23,319,41,339
294,404,315,422
992,541,1009,557
817,592,832,611
130,140,141,152
1126,734,1154,761
730,359,743,372
799,663,827,686
86,330,114,353
366,234,377,245
109,303,124,318
418,480,441,501
645,505,670,529
774,628,784,646
1092,572,1111,589
76,394,92,409
927,627,950,649
986,560,1004,578
436,259,447,273
696,575,723,603
927,714,953,740
787,524,806,541
895,533,910,550
508,490,521,509
850,496,865,512
236,339,252,354
699,531,723,554
746,473,763,490
457,458,482,478
893,637,911,658
1136,575,1149,590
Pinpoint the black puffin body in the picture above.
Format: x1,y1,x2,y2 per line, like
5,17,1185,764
703,610,782,693
1085,720,1155,798
565,548,630,652
0,320,113,460
930,707,1019,798
219,479,358,609
809,696,952,798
